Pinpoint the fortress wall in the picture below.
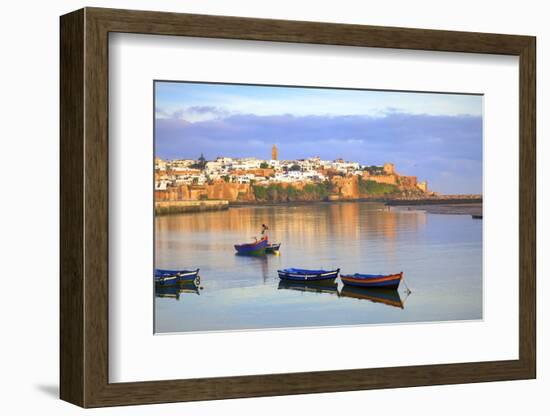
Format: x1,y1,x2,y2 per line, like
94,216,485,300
417,181,428,192
399,175,418,189
330,175,359,198
366,174,398,185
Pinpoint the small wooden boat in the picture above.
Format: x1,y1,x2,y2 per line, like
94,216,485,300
340,272,403,289
265,243,281,253
277,268,340,282
234,237,268,255
339,287,404,309
154,268,200,286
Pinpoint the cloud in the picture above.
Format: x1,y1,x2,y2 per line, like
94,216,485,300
155,112,482,194
156,106,231,122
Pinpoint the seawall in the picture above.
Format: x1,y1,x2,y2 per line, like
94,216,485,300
385,195,482,206
155,200,229,215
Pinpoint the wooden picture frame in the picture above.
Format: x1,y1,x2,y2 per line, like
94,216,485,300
60,7,536,408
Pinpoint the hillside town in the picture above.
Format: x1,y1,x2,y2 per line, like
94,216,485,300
154,145,435,211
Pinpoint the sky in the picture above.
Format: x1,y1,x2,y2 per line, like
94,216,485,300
155,81,483,194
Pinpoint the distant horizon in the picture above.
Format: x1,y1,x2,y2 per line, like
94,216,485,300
155,81,483,194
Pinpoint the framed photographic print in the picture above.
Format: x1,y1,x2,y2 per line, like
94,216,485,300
60,7,536,408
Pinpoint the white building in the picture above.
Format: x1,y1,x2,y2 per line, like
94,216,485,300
155,158,167,171
169,159,196,169
205,160,223,172
154,180,169,190
331,159,360,172
231,158,262,170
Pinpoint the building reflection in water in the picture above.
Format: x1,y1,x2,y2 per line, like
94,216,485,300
156,202,426,264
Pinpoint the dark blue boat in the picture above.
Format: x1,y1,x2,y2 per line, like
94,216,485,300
340,272,403,289
154,268,200,286
234,237,269,255
277,268,340,282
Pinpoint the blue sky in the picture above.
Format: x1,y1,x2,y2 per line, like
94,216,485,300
155,81,483,194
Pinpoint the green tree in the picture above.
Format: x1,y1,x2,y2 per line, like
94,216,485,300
253,185,268,201
198,153,207,169
358,177,399,196
191,153,207,170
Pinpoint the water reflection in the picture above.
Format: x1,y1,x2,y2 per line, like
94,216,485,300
277,280,339,296
155,283,200,300
234,253,270,282
155,202,482,333
155,202,427,268
339,287,405,309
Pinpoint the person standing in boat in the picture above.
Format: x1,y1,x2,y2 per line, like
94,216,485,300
261,224,269,240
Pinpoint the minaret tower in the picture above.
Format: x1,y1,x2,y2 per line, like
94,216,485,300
271,144,278,161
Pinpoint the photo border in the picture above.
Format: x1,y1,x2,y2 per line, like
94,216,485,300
60,7,535,407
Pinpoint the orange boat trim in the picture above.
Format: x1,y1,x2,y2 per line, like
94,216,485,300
341,273,402,284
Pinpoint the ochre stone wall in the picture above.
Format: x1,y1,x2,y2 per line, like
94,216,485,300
206,181,255,201
231,168,275,177
364,174,398,186
417,181,428,192
330,176,359,199
155,185,190,201
383,163,395,175
398,175,418,189
155,170,428,203
156,182,255,202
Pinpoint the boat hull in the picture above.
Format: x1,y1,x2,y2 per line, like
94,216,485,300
234,238,268,255
154,269,200,286
340,272,402,289
278,268,340,282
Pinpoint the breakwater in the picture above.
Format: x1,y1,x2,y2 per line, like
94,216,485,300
385,195,482,206
155,200,229,215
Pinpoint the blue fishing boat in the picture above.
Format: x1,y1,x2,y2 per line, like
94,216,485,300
340,272,403,289
234,237,268,255
277,268,340,282
154,268,200,286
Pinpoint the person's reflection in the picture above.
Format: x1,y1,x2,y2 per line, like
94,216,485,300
260,255,268,282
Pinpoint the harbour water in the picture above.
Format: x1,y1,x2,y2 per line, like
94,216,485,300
154,201,482,333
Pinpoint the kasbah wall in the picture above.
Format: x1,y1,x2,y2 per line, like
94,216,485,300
155,181,256,202
155,162,428,202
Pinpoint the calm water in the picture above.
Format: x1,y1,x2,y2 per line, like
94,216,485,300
154,202,482,333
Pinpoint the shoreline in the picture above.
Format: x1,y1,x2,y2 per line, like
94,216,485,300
155,200,229,215
155,195,483,217
385,197,482,206
389,203,482,217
